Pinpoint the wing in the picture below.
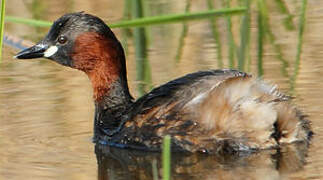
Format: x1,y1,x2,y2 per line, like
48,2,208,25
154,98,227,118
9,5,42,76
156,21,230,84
184,75,311,151
120,69,311,153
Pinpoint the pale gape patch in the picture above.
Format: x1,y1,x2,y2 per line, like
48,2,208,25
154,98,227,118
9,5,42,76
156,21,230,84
44,46,58,57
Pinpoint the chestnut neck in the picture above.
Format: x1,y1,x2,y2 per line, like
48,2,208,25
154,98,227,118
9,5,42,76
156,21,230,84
72,32,133,113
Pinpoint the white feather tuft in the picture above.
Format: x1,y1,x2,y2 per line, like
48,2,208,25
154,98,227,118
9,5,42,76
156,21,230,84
44,46,58,57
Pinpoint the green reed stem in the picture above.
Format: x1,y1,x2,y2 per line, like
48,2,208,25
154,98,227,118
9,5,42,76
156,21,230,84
207,0,223,68
260,1,289,77
224,0,236,68
290,0,307,91
175,23,189,63
5,15,51,27
274,0,295,30
0,0,5,61
112,7,246,28
132,0,152,96
121,0,132,54
257,0,265,76
5,7,246,28
175,0,191,63
237,0,250,71
162,135,171,180
266,28,289,77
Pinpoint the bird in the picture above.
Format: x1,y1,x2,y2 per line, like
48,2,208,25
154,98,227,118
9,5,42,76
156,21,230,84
15,12,312,154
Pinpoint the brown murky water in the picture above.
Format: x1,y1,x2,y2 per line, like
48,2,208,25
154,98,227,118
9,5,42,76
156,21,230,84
1,0,323,179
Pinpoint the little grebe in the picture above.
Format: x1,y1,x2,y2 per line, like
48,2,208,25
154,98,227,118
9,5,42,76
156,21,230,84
15,12,312,153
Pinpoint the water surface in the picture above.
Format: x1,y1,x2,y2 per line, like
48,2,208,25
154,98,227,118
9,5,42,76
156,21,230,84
1,0,323,179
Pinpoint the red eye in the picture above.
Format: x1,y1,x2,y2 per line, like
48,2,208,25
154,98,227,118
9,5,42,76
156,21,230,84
58,35,67,44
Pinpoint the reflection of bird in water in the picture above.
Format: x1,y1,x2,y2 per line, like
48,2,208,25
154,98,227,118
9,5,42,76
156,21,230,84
95,142,310,180
15,12,312,153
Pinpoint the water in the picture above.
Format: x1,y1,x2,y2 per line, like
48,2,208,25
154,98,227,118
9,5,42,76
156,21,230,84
1,0,323,179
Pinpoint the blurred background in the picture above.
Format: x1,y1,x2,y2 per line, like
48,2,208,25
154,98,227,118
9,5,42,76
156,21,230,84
1,0,323,179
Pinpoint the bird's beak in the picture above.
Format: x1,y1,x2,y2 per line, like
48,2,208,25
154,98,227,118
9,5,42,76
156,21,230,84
14,42,49,59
